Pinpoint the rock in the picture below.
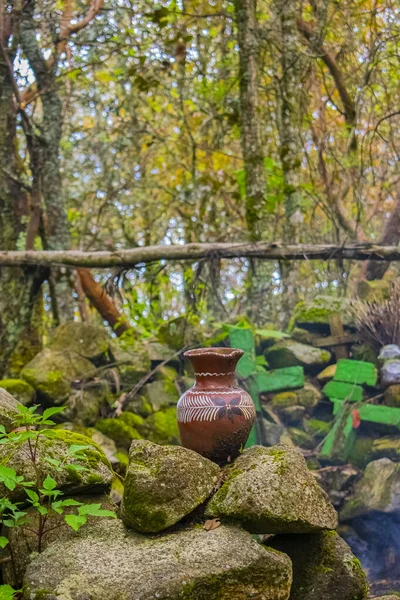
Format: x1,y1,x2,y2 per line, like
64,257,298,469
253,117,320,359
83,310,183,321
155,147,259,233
378,344,400,365
21,348,95,404
109,339,151,384
141,406,180,445
291,296,353,333
291,327,314,345
205,444,337,534
269,530,369,600
381,360,400,387
258,366,305,393
371,597,400,600
340,458,400,521
296,382,322,409
50,322,111,364
140,379,179,412
287,427,316,449
303,419,332,437
3,494,116,588
256,329,290,350
62,382,110,426
157,315,202,350
0,379,35,405
0,387,21,432
96,416,143,450
271,391,299,408
0,429,114,501
323,380,363,402
121,440,220,532
262,420,287,446
146,341,176,363
23,520,293,600
368,436,400,461
351,344,378,366
265,340,331,371
384,385,400,407
279,405,307,425
335,358,378,387
86,428,119,465
317,364,337,383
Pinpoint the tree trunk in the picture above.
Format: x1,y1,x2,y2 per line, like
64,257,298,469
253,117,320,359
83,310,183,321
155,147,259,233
273,0,304,325
0,44,43,376
364,192,400,281
20,1,73,323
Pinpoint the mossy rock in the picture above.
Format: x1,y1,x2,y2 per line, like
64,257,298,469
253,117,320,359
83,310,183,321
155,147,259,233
265,340,331,372
0,379,35,405
271,391,299,409
50,322,111,364
62,382,110,426
290,296,353,333
86,428,118,465
340,458,400,521
255,329,290,351
95,417,143,450
368,435,400,461
141,407,180,445
157,315,202,350
3,494,116,588
352,344,378,366
303,418,332,437
269,530,369,600
121,440,220,532
317,364,337,384
205,444,337,534
384,384,400,407
0,429,114,502
21,348,95,405
287,427,316,449
291,328,315,345
0,387,22,432
296,383,322,409
145,341,176,363
109,339,151,384
141,379,180,412
23,520,292,600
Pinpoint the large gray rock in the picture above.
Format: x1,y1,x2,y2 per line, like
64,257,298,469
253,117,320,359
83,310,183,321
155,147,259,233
21,348,95,404
205,445,338,534
121,440,220,532
269,531,368,600
381,360,400,387
340,458,400,520
265,340,331,371
50,322,111,364
0,387,21,432
3,494,116,588
0,429,114,502
23,520,293,600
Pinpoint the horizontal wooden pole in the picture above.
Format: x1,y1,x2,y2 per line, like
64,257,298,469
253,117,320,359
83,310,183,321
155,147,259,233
0,242,399,269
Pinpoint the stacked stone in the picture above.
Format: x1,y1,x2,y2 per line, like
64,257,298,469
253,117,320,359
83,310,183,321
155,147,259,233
19,437,370,600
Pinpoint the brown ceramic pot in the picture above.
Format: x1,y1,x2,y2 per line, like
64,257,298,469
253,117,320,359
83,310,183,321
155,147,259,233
177,347,256,464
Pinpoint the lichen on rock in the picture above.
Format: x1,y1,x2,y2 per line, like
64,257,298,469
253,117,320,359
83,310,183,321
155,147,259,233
0,386,21,432
205,444,338,534
121,439,220,532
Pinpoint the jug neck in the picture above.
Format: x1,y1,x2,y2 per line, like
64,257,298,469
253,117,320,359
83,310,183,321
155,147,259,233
185,347,243,389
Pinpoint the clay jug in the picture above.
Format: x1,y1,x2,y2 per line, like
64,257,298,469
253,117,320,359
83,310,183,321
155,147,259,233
177,347,256,464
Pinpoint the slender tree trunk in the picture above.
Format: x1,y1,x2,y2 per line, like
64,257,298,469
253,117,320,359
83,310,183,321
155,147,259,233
20,0,73,323
235,0,266,241
273,0,304,325
0,43,43,376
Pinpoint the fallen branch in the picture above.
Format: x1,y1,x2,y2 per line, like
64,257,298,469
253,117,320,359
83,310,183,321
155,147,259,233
1,242,400,269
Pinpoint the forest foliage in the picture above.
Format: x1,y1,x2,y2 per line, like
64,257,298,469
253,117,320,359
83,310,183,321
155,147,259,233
0,0,399,373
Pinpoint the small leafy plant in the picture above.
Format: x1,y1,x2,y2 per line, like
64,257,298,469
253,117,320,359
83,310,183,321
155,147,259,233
0,405,116,598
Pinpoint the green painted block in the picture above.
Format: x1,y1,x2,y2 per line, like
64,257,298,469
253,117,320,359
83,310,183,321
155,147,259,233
331,399,400,428
334,359,378,387
229,327,257,378
255,366,304,393
323,381,364,402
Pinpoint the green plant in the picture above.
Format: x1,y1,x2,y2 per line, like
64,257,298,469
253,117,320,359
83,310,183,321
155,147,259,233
0,405,116,597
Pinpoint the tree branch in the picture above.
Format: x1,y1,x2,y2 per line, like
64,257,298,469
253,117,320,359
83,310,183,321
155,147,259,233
0,243,400,269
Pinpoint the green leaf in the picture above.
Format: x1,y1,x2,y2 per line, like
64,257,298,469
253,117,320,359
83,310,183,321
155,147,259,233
25,489,39,503
42,475,58,491
0,536,9,549
37,505,48,516
0,584,19,600
51,499,82,514
78,504,117,519
66,464,89,472
64,514,87,531
0,465,19,491
42,407,66,421
67,444,90,456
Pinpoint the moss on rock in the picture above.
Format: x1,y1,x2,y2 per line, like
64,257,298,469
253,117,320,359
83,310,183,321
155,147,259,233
0,387,22,432
21,348,95,404
50,322,111,364
265,340,331,372
269,530,368,600
141,406,180,445
95,417,143,450
0,379,35,405
205,444,338,534
121,439,220,532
